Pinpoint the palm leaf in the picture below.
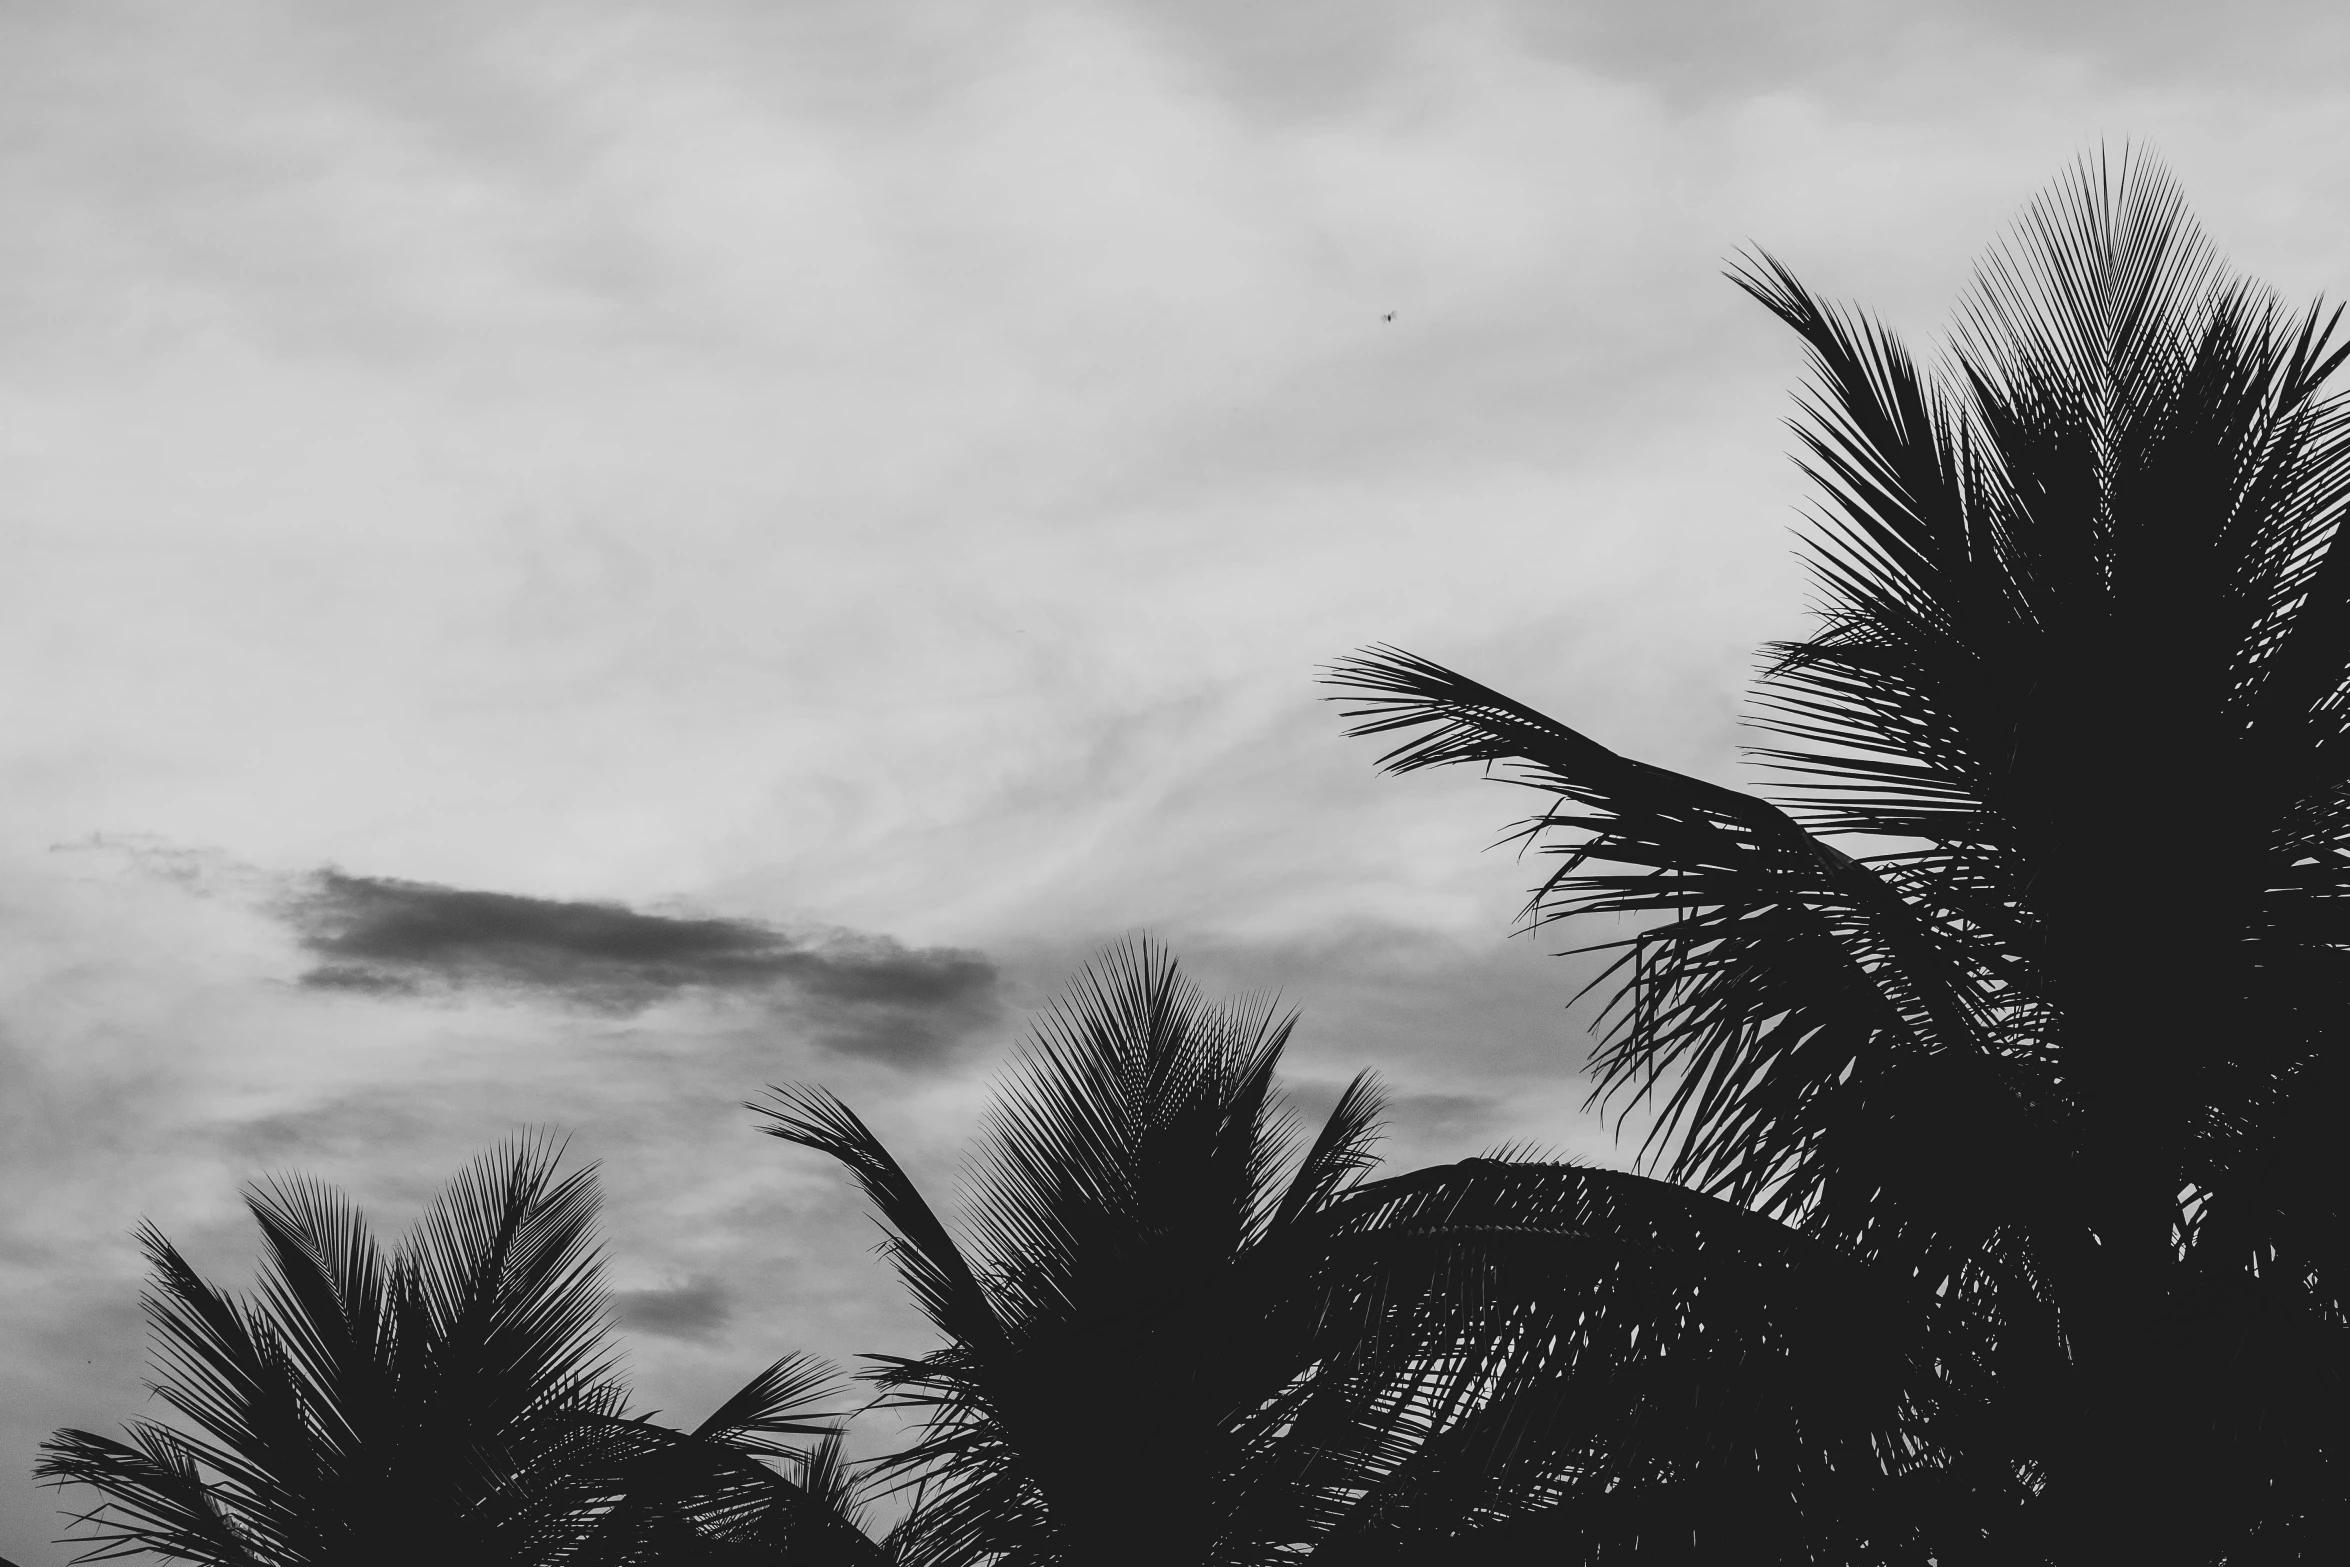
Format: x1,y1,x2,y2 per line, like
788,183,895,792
1279,1159,2014,1564
1324,646,2037,1278
35,1425,262,1566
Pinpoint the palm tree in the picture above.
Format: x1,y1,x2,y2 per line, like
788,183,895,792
755,940,1976,1567
39,1137,885,1566
757,939,1394,1567
1326,151,2350,1563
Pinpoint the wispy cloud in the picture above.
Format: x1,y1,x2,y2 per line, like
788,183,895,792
280,870,1001,1063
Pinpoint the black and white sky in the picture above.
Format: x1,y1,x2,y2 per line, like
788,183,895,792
4,1,2349,1557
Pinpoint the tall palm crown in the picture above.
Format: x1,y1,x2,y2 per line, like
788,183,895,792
1330,154,2350,1561
758,940,1395,1567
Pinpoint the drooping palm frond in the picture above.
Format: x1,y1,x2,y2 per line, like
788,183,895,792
36,1421,263,1566
1271,1158,2025,1566
1323,646,2036,1281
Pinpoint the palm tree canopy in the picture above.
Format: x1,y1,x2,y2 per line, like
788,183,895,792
1328,152,2350,1561
756,941,1993,1567
756,939,1391,1567
39,1138,877,1567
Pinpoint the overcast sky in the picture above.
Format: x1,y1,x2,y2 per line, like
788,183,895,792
3,1,2349,1557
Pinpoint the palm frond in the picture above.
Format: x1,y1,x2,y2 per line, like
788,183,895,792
689,1352,846,1453
36,1425,262,1567
242,1172,392,1481
404,1134,617,1421
1324,646,2030,1261
121,1220,322,1561
559,1358,892,1567
751,1087,1004,1359
1276,1159,2011,1564
1269,1071,1387,1234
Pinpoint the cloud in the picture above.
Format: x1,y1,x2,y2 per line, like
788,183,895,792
10,3,2350,1560
280,870,1001,1064
614,1275,732,1342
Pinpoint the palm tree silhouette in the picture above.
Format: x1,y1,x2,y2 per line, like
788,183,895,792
758,940,1977,1565
1327,151,2350,1563
759,940,1401,1567
39,1138,886,1565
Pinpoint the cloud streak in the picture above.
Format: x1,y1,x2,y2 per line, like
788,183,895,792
283,870,1001,1064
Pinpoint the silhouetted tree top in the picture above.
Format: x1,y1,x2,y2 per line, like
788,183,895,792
758,939,1991,1566
1330,149,2350,1564
39,1138,886,1566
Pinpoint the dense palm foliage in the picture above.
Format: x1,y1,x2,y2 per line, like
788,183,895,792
39,1139,882,1566
1328,153,2350,1562
759,940,1400,1567
757,941,1983,1566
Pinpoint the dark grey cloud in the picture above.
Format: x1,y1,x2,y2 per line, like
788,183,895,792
613,1276,732,1342
281,871,1000,1064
